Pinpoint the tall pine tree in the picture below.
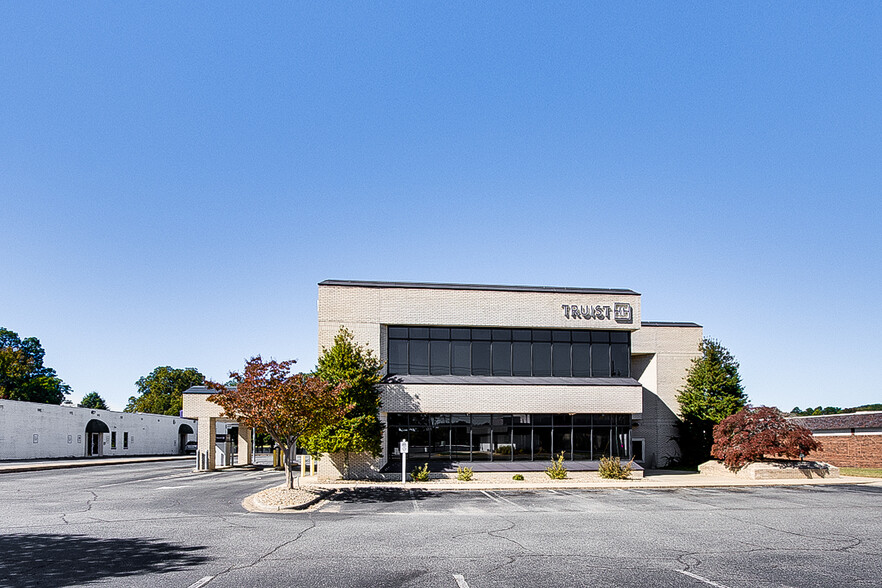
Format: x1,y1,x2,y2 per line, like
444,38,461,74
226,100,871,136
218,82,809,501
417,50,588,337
675,337,747,465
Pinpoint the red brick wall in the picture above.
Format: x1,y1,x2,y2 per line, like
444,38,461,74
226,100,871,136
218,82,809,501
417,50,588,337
806,434,882,468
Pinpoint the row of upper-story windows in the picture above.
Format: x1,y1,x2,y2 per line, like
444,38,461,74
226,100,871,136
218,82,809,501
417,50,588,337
386,327,630,378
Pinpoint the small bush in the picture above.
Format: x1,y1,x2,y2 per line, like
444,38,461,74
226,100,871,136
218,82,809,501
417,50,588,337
456,466,474,481
712,405,820,471
545,452,568,479
598,456,634,479
410,463,430,482
512,474,525,481
496,445,512,455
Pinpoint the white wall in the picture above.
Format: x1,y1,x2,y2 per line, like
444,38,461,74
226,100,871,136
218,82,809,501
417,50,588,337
0,398,197,460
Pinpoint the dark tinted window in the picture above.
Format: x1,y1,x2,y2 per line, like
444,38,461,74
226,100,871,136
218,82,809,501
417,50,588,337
388,340,408,374
512,342,532,376
451,341,470,375
492,329,511,341
532,330,551,342
591,343,610,377
430,341,450,375
572,343,590,377
610,331,629,343
409,327,429,339
385,326,629,378
571,331,591,343
610,343,629,377
552,330,570,342
512,329,531,341
492,341,511,376
430,328,450,339
409,340,429,375
552,342,571,376
471,341,491,375
451,328,471,340
532,343,551,376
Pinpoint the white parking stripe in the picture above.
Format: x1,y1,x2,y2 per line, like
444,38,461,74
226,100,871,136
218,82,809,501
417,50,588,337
453,573,470,588
186,576,214,588
676,570,729,587
480,490,501,503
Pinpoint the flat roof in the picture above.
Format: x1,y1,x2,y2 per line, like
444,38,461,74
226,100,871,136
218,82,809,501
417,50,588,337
640,321,702,328
319,279,639,296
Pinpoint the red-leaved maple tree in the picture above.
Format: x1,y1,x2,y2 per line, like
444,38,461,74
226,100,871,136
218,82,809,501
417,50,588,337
207,356,349,489
711,405,820,471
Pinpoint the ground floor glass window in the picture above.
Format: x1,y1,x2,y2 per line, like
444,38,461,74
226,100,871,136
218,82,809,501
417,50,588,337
387,413,632,462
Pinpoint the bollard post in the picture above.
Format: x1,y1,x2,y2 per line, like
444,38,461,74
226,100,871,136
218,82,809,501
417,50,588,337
310,455,316,476
301,454,307,478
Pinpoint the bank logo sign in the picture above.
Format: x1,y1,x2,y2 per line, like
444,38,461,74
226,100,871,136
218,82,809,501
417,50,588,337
562,302,633,324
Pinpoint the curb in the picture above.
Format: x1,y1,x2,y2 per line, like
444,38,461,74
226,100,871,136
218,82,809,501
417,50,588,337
244,488,337,513
0,455,194,474
301,476,878,492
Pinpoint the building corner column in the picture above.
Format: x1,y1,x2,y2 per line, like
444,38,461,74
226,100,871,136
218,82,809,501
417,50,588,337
237,425,253,466
198,416,217,471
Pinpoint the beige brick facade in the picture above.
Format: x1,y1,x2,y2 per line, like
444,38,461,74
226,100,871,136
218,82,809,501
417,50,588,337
317,281,702,475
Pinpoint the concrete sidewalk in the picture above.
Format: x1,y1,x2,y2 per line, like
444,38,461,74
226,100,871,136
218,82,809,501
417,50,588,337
301,470,882,491
0,454,195,474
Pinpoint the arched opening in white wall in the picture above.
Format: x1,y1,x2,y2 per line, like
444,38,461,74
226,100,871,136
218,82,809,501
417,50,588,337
177,424,194,454
85,419,109,457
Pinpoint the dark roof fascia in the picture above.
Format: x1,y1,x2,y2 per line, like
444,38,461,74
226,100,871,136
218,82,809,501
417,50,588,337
787,412,882,430
183,386,230,394
640,321,703,328
319,280,639,296
381,375,642,387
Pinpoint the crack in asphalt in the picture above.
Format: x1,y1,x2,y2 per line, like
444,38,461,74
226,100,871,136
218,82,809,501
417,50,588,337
211,516,318,580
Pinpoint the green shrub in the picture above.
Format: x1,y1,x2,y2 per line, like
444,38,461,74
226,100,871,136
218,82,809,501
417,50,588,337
410,463,430,482
456,466,474,481
598,456,634,479
496,445,512,455
545,452,568,479
512,474,525,481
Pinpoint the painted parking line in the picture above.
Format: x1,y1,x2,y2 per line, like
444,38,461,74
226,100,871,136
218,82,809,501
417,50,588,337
453,573,470,588
409,489,422,512
481,490,524,509
186,575,214,588
676,570,729,588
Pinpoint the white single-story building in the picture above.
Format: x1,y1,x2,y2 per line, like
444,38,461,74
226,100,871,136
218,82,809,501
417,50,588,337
0,398,197,460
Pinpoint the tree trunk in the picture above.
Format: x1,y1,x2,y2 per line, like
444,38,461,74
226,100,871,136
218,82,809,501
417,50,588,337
284,445,295,489
343,449,350,480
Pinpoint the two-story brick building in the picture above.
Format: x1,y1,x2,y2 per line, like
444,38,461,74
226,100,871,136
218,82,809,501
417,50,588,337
317,280,701,477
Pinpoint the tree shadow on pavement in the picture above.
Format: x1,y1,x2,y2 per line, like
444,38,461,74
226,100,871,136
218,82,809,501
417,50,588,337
330,488,436,503
0,533,210,588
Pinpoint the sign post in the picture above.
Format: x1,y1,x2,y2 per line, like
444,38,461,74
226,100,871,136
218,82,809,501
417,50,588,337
399,439,409,483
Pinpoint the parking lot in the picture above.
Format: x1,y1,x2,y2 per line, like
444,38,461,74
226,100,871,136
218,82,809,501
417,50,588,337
1,462,880,587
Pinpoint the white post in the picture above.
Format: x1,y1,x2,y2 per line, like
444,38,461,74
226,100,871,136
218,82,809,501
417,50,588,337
399,438,408,483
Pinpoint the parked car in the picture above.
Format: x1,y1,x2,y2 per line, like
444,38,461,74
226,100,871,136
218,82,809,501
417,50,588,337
184,440,198,454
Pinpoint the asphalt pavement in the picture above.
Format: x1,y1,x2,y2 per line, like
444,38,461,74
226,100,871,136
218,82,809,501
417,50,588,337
1,461,880,588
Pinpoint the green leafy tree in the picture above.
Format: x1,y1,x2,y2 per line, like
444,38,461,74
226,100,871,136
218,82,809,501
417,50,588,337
675,337,747,465
206,357,349,489
80,392,108,410
300,327,384,479
0,327,71,404
124,366,204,415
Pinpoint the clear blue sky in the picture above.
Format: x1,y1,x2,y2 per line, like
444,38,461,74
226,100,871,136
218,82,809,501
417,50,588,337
2,4,880,412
